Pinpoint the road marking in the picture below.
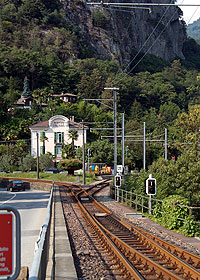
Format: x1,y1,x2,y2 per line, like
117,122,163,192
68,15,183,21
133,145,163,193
0,193,16,206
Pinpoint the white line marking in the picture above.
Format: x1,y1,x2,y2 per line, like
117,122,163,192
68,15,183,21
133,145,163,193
0,192,17,206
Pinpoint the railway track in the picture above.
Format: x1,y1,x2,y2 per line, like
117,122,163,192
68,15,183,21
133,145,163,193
61,182,200,280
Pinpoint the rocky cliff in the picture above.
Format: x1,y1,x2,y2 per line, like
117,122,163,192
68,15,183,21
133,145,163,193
61,0,186,67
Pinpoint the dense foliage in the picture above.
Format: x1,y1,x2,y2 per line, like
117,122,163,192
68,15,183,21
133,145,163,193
0,1,199,223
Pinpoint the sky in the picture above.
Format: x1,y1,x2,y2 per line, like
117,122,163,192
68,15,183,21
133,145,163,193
176,0,200,24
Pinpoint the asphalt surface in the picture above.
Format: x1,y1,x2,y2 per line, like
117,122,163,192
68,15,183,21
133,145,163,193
0,189,50,271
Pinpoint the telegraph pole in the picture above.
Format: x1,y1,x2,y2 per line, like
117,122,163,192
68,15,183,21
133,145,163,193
104,87,119,177
165,128,167,160
82,121,85,185
88,149,90,172
122,112,125,171
143,122,146,170
36,132,39,179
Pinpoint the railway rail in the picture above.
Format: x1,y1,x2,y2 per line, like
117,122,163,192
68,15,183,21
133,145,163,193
61,181,200,280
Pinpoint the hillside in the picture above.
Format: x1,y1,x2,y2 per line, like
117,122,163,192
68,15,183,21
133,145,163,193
187,17,200,41
0,0,199,167
0,0,186,67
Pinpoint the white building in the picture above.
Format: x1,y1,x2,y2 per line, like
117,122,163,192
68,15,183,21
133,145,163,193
30,115,86,162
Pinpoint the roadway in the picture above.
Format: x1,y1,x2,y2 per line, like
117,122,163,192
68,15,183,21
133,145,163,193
0,189,50,271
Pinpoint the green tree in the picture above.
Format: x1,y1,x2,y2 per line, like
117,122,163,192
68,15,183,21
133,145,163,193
171,104,200,153
57,158,82,175
68,130,78,147
62,143,76,159
22,76,31,98
39,153,53,170
20,154,36,171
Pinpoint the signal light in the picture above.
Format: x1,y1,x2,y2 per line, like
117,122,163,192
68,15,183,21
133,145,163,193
115,174,121,187
146,175,157,195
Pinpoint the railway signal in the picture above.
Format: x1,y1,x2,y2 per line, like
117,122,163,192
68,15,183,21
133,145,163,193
146,174,157,195
115,174,121,187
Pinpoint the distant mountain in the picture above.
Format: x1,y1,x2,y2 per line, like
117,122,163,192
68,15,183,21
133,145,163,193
187,18,200,41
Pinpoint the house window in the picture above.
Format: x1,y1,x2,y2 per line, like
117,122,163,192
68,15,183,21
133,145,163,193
57,132,62,143
54,145,62,157
57,146,62,155
54,132,64,143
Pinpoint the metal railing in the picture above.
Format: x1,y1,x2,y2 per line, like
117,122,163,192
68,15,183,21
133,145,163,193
114,187,200,224
29,182,54,280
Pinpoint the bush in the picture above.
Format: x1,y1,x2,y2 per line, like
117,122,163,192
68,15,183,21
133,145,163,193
20,155,36,172
39,153,53,171
0,154,14,171
160,195,189,230
92,10,110,28
181,216,200,237
57,159,82,175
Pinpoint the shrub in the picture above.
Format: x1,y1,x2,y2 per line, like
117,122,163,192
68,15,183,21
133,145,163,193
39,153,53,171
92,10,110,29
20,155,36,172
181,216,200,237
160,195,189,230
57,159,82,175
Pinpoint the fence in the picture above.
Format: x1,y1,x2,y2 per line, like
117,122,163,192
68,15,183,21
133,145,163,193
114,186,200,224
29,182,54,280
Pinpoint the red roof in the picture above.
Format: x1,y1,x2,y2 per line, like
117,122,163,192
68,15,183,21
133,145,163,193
30,119,87,129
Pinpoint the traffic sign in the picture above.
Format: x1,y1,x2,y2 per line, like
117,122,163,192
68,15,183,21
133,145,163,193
0,213,13,277
117,165,123,174
0,206,21,280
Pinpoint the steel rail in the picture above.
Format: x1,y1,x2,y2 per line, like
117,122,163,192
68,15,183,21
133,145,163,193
73,185,200,280
94,216,184,280
70,186,145,279
120,220,200,271
98,214,200,280
77,191,183,279
69,185,179,279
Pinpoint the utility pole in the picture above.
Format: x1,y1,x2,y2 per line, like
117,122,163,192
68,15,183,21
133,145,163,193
88,149,90,172
114,90,117,176
82,122,85,185
36,132,39,180
143,122,146,170
122,112,125,171
104,87,119,177
84,88,119,176
165,128,167,160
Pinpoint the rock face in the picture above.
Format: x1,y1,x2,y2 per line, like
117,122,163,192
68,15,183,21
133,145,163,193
62,0,186,66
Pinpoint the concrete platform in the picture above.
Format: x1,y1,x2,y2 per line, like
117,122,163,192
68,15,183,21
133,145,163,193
54,186,77,280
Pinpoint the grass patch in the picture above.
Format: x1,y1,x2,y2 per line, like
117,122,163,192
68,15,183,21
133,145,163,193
0,172,98,184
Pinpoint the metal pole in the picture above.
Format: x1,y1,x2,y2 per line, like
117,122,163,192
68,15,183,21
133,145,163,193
122,112,125,171
143,122,146,170
149,195,152,215
82,122,85,185
88,149,90,172
165,128,167,160
114,90,117,176
36,132,39,179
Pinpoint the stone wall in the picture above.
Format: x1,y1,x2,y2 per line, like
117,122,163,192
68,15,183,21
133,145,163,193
0,178,52,192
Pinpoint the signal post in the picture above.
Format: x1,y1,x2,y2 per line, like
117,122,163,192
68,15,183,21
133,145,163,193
146,174,157,215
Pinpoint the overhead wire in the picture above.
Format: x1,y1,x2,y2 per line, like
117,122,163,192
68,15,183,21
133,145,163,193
121,0,199,82
110,0,176,85
185,6,199,25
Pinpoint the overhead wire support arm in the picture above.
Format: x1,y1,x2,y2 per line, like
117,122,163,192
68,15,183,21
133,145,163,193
86,2,200,7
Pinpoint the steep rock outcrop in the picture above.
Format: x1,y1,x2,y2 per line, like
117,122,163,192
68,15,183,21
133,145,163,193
62,0,186,66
